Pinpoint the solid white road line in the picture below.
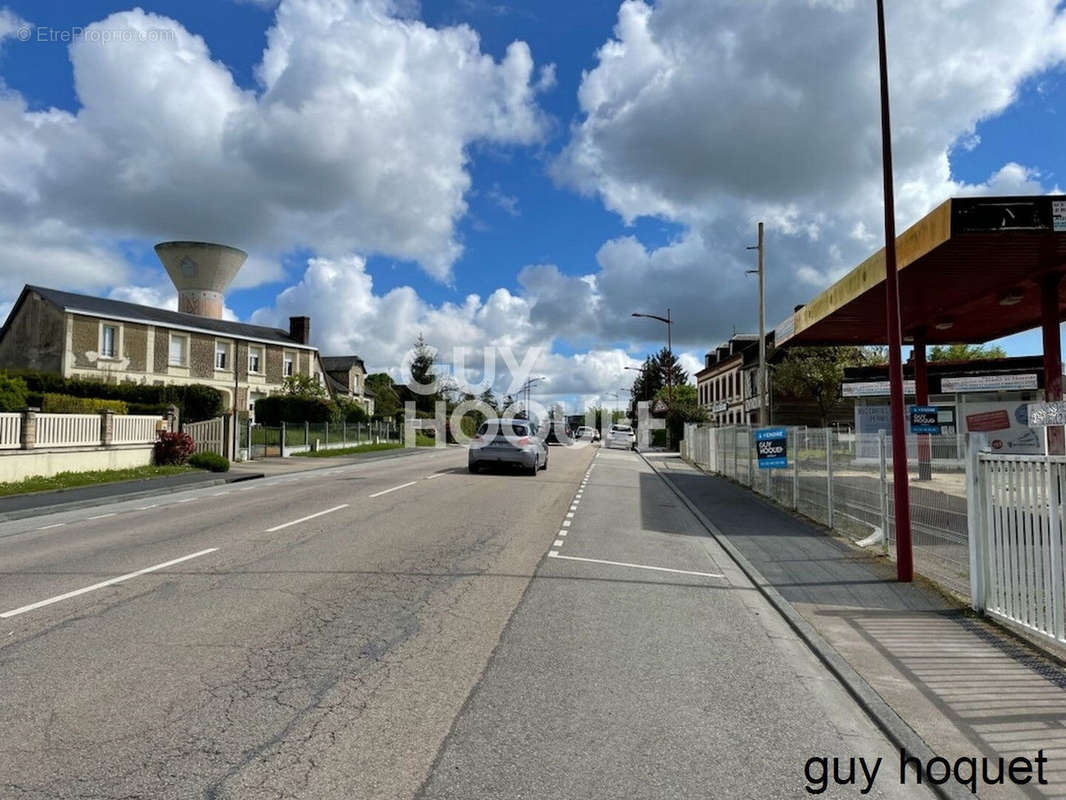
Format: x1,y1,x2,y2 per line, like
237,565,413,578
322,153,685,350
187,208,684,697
425,473,443,479
177,497,196,503
0,548,219,619
369,481,418,499
547,552,724,579
137,504,158,510
265,504,349,532
37,523,66,530
86,513,116,520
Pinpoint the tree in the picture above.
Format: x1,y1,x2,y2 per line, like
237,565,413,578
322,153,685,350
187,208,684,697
627,348,687,420
773,346,870,426
653,383,705,448
409,333,439,413
479,387,499,414
365,373,400,420
282,374,328,399
929,343,1007,362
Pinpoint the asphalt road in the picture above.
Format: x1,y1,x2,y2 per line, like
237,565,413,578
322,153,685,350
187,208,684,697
1,444,931,799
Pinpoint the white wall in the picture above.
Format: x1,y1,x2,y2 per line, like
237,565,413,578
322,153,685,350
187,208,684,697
0,445,154,484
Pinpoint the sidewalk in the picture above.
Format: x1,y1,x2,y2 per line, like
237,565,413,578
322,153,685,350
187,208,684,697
647,453,1066,800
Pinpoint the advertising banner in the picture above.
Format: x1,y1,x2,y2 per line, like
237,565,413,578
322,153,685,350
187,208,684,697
754,427,788,469
962,401,1045,454
909,406,940,434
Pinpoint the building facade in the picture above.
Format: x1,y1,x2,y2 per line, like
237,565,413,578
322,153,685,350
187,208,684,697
321,356,375,415
696,334,768,425
0,285,325,419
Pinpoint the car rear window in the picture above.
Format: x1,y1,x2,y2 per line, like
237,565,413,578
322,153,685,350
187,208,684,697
478,422,528,437
612,426,632,433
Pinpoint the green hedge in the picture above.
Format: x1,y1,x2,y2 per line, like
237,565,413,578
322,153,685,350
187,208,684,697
0,374,28,412
7,370,223,422
253,394,333,425
189,451,229,472
41,393,129,414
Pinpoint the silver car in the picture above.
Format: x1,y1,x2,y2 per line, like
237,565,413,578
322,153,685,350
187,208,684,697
468,418,548,475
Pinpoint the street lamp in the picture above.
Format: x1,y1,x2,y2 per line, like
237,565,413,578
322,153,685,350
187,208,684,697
632,309,673,407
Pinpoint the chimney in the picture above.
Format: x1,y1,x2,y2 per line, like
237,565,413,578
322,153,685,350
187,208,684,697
155,241,248,320
289,316,310,345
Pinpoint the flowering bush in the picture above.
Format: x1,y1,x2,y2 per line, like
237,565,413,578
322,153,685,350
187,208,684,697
154,431,195,465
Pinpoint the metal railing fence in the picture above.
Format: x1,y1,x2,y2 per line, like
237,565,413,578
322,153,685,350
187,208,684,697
683,424,969,597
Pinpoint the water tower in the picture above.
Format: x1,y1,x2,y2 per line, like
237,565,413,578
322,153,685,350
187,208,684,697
154,241,247,320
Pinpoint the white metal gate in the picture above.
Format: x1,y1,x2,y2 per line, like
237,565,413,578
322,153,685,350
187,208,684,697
971,452,1066,646
184,417,227,458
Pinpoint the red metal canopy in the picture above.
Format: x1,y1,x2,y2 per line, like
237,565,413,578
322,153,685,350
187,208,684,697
776,196,1066,346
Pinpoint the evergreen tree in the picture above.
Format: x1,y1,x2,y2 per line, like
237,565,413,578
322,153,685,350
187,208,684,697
409,333,439,413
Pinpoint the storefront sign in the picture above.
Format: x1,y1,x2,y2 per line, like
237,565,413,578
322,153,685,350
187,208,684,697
909,406,940,434
754,427,788,469
1054,199,1066,232
841,380,917,397
1027,401,1066,427
940,374,1038,393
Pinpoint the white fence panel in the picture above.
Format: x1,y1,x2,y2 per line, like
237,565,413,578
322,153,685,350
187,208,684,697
36,413,99,447
976,454,1066,646
185,417,226,457
0,413,21,449
112,415,162,445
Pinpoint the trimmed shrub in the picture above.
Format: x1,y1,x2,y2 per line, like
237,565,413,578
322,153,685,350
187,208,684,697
253,395,333,425
154,431,195,465
6,370,223,422
0,374,28,412
182,383,225,423
189,451,229,472
41,393,129,414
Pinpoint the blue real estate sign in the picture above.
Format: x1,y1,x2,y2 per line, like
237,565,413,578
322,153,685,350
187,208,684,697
909,405,940,435
754,427,788,469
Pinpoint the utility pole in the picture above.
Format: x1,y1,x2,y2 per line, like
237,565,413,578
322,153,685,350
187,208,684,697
746,223,767,426
876,0,913,582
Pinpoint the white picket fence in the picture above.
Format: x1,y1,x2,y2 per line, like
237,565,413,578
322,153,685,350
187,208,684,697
0,413,22,450
112,415,163,445
970,451,1066,647
36,413,100,447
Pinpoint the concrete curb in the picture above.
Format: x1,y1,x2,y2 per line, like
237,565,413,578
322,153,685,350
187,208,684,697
639,452,972,800
0,472,264,524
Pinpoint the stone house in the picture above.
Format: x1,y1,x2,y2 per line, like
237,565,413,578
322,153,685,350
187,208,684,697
321,355,375,415
0,285,326,419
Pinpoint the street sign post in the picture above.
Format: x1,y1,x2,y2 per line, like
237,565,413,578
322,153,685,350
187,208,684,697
909,405,941,435
755,427,788,469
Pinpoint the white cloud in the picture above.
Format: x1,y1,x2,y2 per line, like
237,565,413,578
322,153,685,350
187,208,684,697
0,0,551,296
0,7,27,42
548,0,1066,348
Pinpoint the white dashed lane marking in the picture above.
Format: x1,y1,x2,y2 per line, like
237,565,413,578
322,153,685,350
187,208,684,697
0,548,220,619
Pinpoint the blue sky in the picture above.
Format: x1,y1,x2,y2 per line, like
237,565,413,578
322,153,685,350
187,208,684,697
0,0,1064,404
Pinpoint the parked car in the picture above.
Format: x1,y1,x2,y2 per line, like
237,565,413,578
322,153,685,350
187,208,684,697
469,418,548,475
606,423,636,450
544,421,573,445
576,425,599,442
